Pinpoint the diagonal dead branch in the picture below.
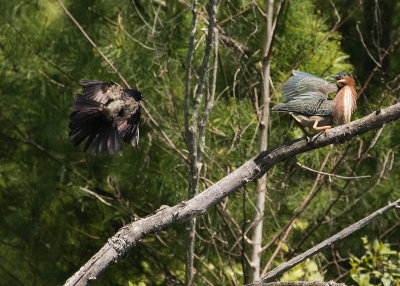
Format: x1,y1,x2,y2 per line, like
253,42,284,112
261,199,400,283
248,282,346,286
65,102,400,286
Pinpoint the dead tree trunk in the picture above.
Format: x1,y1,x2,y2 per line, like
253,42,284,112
250,0,286,281
184,1,219,284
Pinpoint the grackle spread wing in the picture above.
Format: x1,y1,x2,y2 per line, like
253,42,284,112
69,80,143,154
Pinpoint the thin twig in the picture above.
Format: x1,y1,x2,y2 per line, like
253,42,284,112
131,0,153,30
379,218,400,239
358,44,395,108
38,69,66,88
79,187,112,206
289,127,386,258
329,0,341,26
260,147,333,276
294,160,371,180
117,15,156,51
57,0,129,86
87,8,155,50
323,149,391,224
355,21,381,68
261,199,400,282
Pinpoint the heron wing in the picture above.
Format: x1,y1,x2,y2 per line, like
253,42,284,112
281,70,338,100
272,94,334,116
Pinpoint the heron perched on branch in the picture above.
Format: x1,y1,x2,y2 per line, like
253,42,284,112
272,70,357,137
69,80,144,154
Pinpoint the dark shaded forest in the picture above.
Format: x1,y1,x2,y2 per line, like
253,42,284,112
1,0,400,285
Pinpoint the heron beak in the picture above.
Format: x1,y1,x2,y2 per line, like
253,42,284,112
141,95,148,103
324,75,338,83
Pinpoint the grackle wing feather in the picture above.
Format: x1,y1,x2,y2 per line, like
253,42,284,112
117,109,141,148
69,94,106,146
69,94,124,154
69,79,143,154
281,70,338,100
79,79,124,103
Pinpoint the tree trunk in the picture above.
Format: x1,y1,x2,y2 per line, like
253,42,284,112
184,1,218,285
249,0,274,282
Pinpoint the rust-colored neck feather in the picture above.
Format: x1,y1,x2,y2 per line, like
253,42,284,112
343,76,355,86
332,78,357,124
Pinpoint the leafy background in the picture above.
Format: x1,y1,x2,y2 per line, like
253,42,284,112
0,0,400,285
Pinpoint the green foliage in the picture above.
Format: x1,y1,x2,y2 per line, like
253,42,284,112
281,259,324,282
0,0,400,285
350,237,400,286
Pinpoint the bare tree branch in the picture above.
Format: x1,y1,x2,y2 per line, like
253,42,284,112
184,0,198,146
260,149,333,276
65,103,400,285
261,0,287,66
184,1,218,284
260,199,400,283
183,0,199,283
294,159,371,180
287,127,385,258
248,282,346,286
250,0,275,280
79,187,112,207
355,21,382,68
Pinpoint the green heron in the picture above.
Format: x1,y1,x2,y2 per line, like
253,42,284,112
69,80,144,154
272,70,357,137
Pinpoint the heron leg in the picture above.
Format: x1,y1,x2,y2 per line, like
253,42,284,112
294,119,311,141
313,121,331,132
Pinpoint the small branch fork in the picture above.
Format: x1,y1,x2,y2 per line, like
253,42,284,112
65,103,400,285
260,199,400,283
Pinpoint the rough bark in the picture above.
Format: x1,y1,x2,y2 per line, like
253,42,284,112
65,102,400,286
